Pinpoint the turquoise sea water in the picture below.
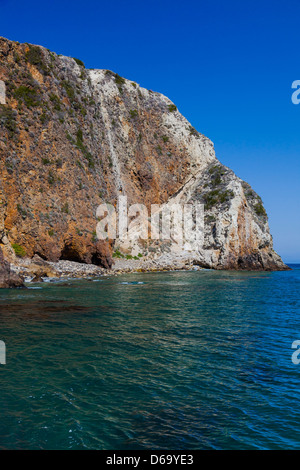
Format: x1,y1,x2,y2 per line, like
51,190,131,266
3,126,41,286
0,265,299,450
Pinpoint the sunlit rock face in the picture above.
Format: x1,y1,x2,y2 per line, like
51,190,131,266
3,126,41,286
0,37,288,271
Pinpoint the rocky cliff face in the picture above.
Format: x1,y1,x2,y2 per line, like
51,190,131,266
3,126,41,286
0,37,288,273
0,246,24,287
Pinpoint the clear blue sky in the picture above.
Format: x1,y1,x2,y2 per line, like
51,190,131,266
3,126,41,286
1,0,299,262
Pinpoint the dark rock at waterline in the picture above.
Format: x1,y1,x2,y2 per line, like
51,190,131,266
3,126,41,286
0,247,25,288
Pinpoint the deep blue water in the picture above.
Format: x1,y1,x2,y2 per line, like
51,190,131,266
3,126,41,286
0,265,299,450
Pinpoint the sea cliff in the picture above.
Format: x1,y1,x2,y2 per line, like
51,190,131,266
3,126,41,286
0,37,288,284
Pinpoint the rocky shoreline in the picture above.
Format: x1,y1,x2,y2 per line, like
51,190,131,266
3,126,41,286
2,250,292,287
8,253,204,285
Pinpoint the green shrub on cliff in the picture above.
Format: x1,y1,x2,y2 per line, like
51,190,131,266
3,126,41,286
241,182,267,218
76,129,83,145
50,93,61,111
12,243,26,258
84,152,95,168
129,109,138,119
107,155,113,168
61,202,69,214
209,164,225,176
114,74,125,87
61,80,75,102
48,170,55,185
14,85,40,108
73,57,85,68
254,202,267,217
40,112,48,124
0,105,17,137
203,189,234,210
156,145,162,155
25,45,48,74
189,125,199,137
104,71,126,92
208,165,226,187
168,104,177,112
75,129,95,168
113,249,125,259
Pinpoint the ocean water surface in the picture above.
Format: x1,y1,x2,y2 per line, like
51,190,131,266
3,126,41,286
0,265,299,449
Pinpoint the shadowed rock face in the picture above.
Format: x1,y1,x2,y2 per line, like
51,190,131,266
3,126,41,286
0,37,288,272
0,247,24,287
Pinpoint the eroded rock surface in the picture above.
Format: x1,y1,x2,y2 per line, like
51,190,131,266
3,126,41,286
0,37,288,275
0,246,24,287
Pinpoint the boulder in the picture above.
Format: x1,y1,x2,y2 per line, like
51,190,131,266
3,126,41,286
0,247,24,288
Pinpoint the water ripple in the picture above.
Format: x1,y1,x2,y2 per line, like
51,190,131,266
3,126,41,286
0,266,299,449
